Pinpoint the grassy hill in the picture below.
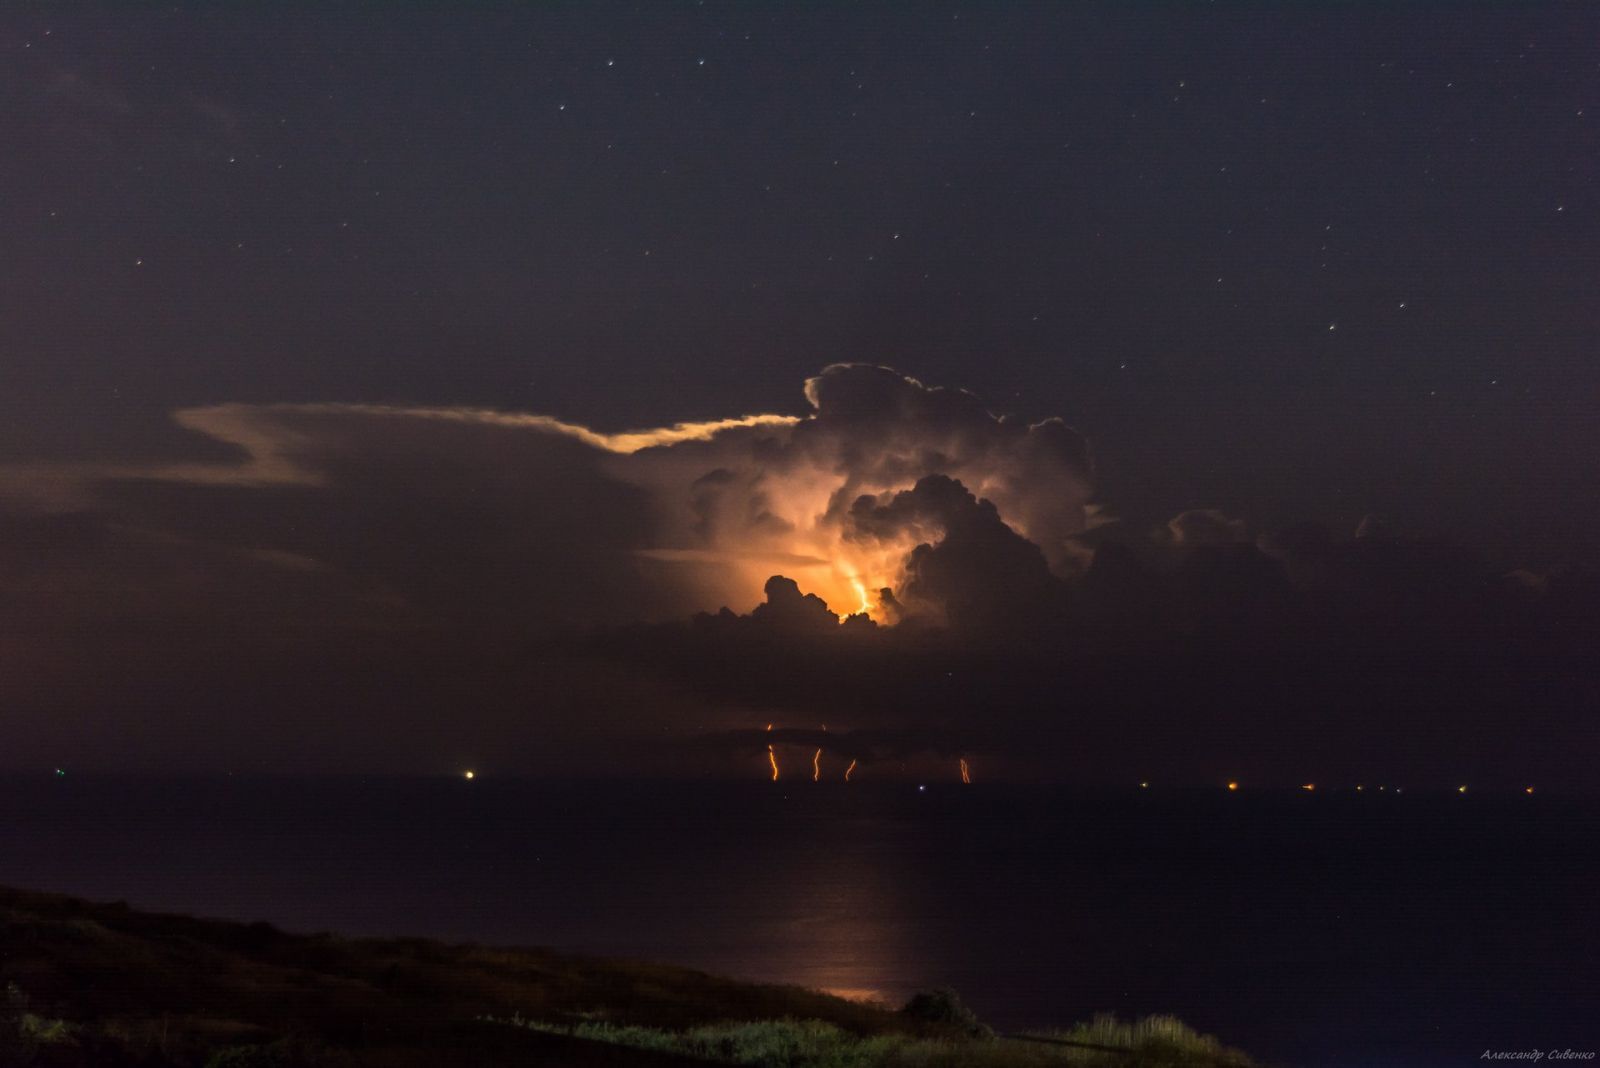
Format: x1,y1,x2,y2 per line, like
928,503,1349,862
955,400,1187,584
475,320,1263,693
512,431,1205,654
0,885,1261,1067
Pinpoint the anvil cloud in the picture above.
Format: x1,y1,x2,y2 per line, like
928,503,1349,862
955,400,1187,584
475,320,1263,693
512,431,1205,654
1,366,1594,784
1,365,1093,630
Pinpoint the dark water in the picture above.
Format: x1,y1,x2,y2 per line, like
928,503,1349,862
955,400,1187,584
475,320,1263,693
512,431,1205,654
1,777,1596,1067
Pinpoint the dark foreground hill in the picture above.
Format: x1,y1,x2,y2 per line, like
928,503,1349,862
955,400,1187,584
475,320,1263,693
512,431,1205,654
0,885,1259,1067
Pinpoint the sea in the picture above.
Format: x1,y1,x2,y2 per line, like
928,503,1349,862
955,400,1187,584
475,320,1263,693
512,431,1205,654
1,776,1596,1067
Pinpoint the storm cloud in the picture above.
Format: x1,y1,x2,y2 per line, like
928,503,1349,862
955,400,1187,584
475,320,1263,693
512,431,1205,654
1,366,1595,784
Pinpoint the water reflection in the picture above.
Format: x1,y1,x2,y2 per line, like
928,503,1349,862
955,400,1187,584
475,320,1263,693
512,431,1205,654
2,778,1596,1068
705,794,933,1008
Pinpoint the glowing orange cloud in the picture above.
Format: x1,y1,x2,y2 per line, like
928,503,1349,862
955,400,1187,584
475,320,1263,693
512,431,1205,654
618,368,1097,623
845,571,872,617
1,368,1094,632
227,403,802,455
0,403,803,503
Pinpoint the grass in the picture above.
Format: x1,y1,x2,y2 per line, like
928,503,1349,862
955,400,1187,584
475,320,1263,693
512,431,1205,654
491,1015,1259,1067
0,884,1262,1067
1024,1015,1260,1066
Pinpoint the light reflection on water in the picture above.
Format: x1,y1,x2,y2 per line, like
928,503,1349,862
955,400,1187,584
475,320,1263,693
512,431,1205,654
744,823,923,1008
0,777,1596,1068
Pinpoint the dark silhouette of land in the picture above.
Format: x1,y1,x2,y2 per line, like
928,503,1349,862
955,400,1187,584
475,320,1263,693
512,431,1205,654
0,884,1261,1067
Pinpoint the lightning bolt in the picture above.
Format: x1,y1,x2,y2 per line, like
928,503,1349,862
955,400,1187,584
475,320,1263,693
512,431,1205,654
844,759,857,782
849,576,871,616
766,723,779,782
959,757,972,785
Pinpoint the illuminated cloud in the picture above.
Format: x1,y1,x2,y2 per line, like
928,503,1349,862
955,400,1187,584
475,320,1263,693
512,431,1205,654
0,402,800,505
1163,509,1249,550
0,366,1091,638
845,474,1061,628
624,363,1094,617
0,366,1593,783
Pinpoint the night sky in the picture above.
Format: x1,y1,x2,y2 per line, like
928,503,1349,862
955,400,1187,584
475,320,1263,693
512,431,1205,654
2,5,1597,781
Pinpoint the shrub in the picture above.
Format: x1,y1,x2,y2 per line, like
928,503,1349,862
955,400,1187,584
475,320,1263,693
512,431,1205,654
17,1013,77,1045
899,988,991,1037
205,1039,294,1067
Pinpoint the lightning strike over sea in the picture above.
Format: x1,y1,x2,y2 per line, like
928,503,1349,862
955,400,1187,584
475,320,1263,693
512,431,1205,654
2,7,1593,1064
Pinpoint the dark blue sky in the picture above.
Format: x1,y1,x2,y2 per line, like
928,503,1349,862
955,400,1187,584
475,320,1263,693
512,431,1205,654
4,4,1596,560
3,5,1600,780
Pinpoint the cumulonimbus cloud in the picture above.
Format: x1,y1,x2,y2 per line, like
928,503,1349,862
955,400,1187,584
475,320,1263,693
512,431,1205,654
1,365,1594,783
619,363,1096,617
0,364,1092,629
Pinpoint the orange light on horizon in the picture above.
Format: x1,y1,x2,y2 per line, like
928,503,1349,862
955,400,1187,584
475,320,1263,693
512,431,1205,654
845,759,858,782
959,757,972,784
813,748,822,782
766,723,779,781
1525,786,1535,795
1458,785,1468,794
1227,781,1239,792
463,770,475,780
1301,783,1315,792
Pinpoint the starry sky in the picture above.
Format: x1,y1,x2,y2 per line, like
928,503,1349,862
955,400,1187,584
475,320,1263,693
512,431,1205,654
5,3,1596,558
2,4,1598,778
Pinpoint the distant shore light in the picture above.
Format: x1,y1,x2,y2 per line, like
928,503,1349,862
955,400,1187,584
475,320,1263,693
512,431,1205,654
1457,784,1467,794
1226,781,1239,792
1301,783,1315,792
464,770,476,780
